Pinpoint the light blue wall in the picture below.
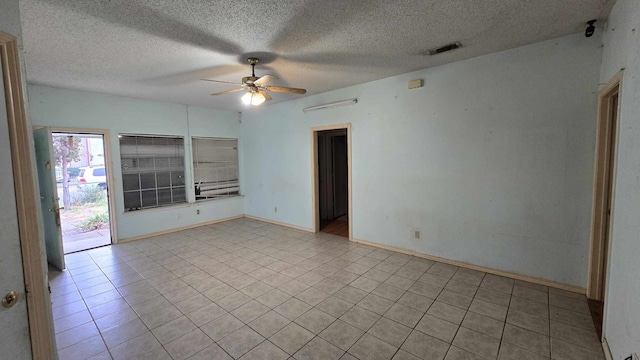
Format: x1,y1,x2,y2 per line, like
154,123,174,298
1,0,22,44
28,85,244,240
242,32,601,287
599,0,640,358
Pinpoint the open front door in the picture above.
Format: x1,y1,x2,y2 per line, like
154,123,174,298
33,127,65,270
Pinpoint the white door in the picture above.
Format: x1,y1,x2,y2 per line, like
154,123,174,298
33,127,65,269
0,55,33,359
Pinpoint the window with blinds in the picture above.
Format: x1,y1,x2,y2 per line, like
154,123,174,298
119,135,186,211
192,137,240,201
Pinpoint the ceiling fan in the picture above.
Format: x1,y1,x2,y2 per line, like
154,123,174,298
201,57,307,106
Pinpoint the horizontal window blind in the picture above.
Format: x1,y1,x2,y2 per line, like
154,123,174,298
120,135,186,211
192,137,239,200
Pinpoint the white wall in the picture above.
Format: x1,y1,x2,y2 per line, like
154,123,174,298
242,32,601,287
599,0,640,358
28,85,244,240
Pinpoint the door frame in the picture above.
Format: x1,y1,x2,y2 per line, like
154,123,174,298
587,71,623,303
50,127,119,245
1,32,56,358
311,124,352,239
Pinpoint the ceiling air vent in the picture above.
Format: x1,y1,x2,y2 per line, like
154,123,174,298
425,42,462,56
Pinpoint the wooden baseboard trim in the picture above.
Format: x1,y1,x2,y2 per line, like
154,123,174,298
118,215,244,243
601,337,613,360
351,237,586,294
243,215,314,233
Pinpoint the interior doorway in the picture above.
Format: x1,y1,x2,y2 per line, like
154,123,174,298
587,71,622,339
1,31,55,358
312,125,351,239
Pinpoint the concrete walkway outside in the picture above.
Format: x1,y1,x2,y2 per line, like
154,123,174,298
63,228,111,254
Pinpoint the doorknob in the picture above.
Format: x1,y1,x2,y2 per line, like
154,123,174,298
2,291,18,308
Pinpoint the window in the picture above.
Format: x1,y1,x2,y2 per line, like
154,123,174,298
119,135,186,211
93,168,105,176
192,137,239,200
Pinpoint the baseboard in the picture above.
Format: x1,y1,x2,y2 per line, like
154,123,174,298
118,215,245,243
117,214,585,294
602,337,613,360
243,214,314,233
351,237,586,294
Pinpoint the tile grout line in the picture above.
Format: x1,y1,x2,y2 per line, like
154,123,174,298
50,218,605,360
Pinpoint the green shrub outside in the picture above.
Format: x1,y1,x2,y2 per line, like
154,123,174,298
72,186,107,206
79,213,109,232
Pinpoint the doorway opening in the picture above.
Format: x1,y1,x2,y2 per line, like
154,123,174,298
54,132,112,253
587,71,622,340
312,125,351,239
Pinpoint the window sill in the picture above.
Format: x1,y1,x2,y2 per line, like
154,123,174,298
194,194,243,204
121,195,243,215
121,202,192,215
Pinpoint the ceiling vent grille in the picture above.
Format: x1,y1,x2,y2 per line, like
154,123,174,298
426,42,462,56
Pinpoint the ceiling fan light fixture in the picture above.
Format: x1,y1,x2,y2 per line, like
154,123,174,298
252,93,266,106
204,57,306,106
242,90,266,106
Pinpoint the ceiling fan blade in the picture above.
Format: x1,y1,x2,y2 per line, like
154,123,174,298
201,78,241,85
210,88,245,96
265,86,307,94
254,74,279,86
259,89,272,101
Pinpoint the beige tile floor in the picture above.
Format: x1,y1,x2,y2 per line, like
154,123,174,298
49,218,605,360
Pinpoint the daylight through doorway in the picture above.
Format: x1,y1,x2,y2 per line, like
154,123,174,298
53,132,112,253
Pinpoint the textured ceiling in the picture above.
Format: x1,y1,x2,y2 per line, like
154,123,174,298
19,0,613,111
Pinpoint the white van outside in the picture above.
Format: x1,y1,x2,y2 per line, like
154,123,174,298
78,166,107,189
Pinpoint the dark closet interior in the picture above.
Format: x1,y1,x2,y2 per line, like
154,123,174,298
317,129,348,237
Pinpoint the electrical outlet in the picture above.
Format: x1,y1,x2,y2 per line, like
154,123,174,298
196,209,200,215
274,207,277,213
414,230,421,239
176,213,182,220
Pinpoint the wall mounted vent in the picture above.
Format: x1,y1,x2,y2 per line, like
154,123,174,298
426,42,462,56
